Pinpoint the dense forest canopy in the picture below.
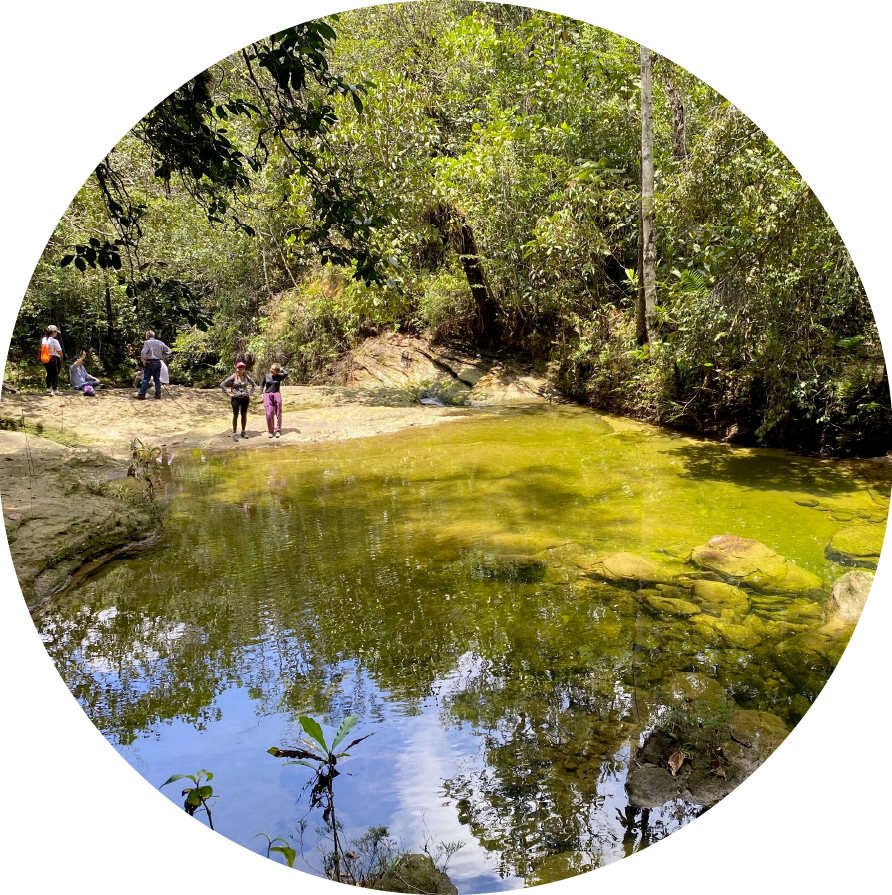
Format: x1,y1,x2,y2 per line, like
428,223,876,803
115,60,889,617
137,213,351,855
9,1,889,454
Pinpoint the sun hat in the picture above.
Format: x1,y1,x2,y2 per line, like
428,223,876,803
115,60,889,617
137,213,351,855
47,325,59,333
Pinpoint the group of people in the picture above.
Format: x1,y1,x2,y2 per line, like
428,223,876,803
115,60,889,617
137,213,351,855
220,361,289,440
39,325,290,440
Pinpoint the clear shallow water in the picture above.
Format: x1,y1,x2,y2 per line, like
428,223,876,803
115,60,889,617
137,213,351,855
37,404,889,890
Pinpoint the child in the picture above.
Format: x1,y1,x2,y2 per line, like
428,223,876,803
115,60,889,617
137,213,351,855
260,363,288,438
220,361,256,441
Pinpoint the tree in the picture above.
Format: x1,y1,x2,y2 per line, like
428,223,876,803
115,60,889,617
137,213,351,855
637,44,657,346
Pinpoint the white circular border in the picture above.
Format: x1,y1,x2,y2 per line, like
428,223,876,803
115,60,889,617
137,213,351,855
1,2,888,893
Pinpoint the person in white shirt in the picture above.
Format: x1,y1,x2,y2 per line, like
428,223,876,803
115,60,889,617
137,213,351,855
40,325,63,395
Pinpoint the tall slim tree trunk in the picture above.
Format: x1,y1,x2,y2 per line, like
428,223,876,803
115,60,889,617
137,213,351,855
661,60,687,163
639,44,657,345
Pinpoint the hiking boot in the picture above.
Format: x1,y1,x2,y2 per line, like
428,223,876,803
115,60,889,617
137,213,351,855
153,394,162,400
135,394,146,400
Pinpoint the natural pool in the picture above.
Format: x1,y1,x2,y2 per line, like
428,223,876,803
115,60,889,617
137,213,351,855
36,404,889,891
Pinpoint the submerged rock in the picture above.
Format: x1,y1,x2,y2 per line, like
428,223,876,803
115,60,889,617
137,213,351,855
774,619,853,695
825,524,885,569
642,594,701,617
665,672,725,703
690,535,824,597
472,552,547,581
584,552,686,588
826,570,874,625
691,580,750,616
722,710,789,777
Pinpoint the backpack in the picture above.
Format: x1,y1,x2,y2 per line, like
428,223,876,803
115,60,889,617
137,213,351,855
39,341,50,363
83,385,95,396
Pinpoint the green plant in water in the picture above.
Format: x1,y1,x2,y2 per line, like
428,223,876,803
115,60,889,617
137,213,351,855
160,769,217,830
268,714,372,883
653,693,734,765
254,832,297,868
127,438,162,500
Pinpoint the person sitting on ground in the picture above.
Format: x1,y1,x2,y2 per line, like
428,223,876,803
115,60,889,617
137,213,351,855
69,351,103,392
136,330,172,400
220,361,256,441
260,363,289,438
39,325,64,395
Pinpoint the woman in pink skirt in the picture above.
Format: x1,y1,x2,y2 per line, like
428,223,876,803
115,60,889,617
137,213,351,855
260,363,288,438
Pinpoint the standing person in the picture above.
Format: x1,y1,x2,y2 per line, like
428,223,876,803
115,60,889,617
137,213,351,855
260,363,288,438
69,351,103,391
39,325,63,395
220,361,256,441
136,330,172,400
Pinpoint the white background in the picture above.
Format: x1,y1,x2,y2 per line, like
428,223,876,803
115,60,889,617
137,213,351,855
1,1,889,892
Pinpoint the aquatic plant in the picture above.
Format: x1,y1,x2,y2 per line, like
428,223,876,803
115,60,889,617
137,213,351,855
653,693,734,765
127,438,162,500
254,833,297,869
160,768,217,830
268,713,373,882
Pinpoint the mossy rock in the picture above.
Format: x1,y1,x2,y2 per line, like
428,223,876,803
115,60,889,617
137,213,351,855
585,552,687,588
721,710,788,777
643,594,701,617
825,524,885,570
691,580,750,616
826,569,874,625
371,855,457,895
626,766,682,808
690,535,824,597
774,619,854,695
710,618,762,650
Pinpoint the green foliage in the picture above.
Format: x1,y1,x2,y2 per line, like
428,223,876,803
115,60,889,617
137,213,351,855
652,693,734,762
160,769,217,830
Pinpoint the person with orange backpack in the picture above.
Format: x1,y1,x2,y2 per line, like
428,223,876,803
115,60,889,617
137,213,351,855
39,325,63,395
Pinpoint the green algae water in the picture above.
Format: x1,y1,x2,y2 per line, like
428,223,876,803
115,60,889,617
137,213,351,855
37,405,889,891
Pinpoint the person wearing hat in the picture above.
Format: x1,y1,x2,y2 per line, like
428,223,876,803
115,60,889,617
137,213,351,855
220,361,256,441
136,330,173,400
39,325,64,395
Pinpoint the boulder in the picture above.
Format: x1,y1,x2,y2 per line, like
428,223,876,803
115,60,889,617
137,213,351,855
774,620,853,695
626,766,681,808
721,710,788,777
825,524,885,570
825,570,874,625
371,855,458,895
584,552,686,588
691,580,750,616
690,535,824,597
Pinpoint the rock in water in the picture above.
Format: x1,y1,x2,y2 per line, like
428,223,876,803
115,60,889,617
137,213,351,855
691,579,751,616
690,535,824,597
643,594,701,617
665,671,725,702
371,855,457,895
825,569,874,624
825,524,885,570
626,766,681,808
584,552,686,588
774,620,854,695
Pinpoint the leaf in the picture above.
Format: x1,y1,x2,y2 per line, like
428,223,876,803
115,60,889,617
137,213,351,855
283,759,317,769
341,732,374,752
60,255,75,267
270,846,297,868
298,715,328,752
160,773,195,788
197,785,213,799
331,714,360,749
667,750,685,777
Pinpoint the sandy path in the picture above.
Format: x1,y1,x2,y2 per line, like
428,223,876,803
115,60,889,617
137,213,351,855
0,385,475,459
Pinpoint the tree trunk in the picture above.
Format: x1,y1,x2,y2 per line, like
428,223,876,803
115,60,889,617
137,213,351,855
662,60,687,162
640,44,657,345
426,203,500,345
